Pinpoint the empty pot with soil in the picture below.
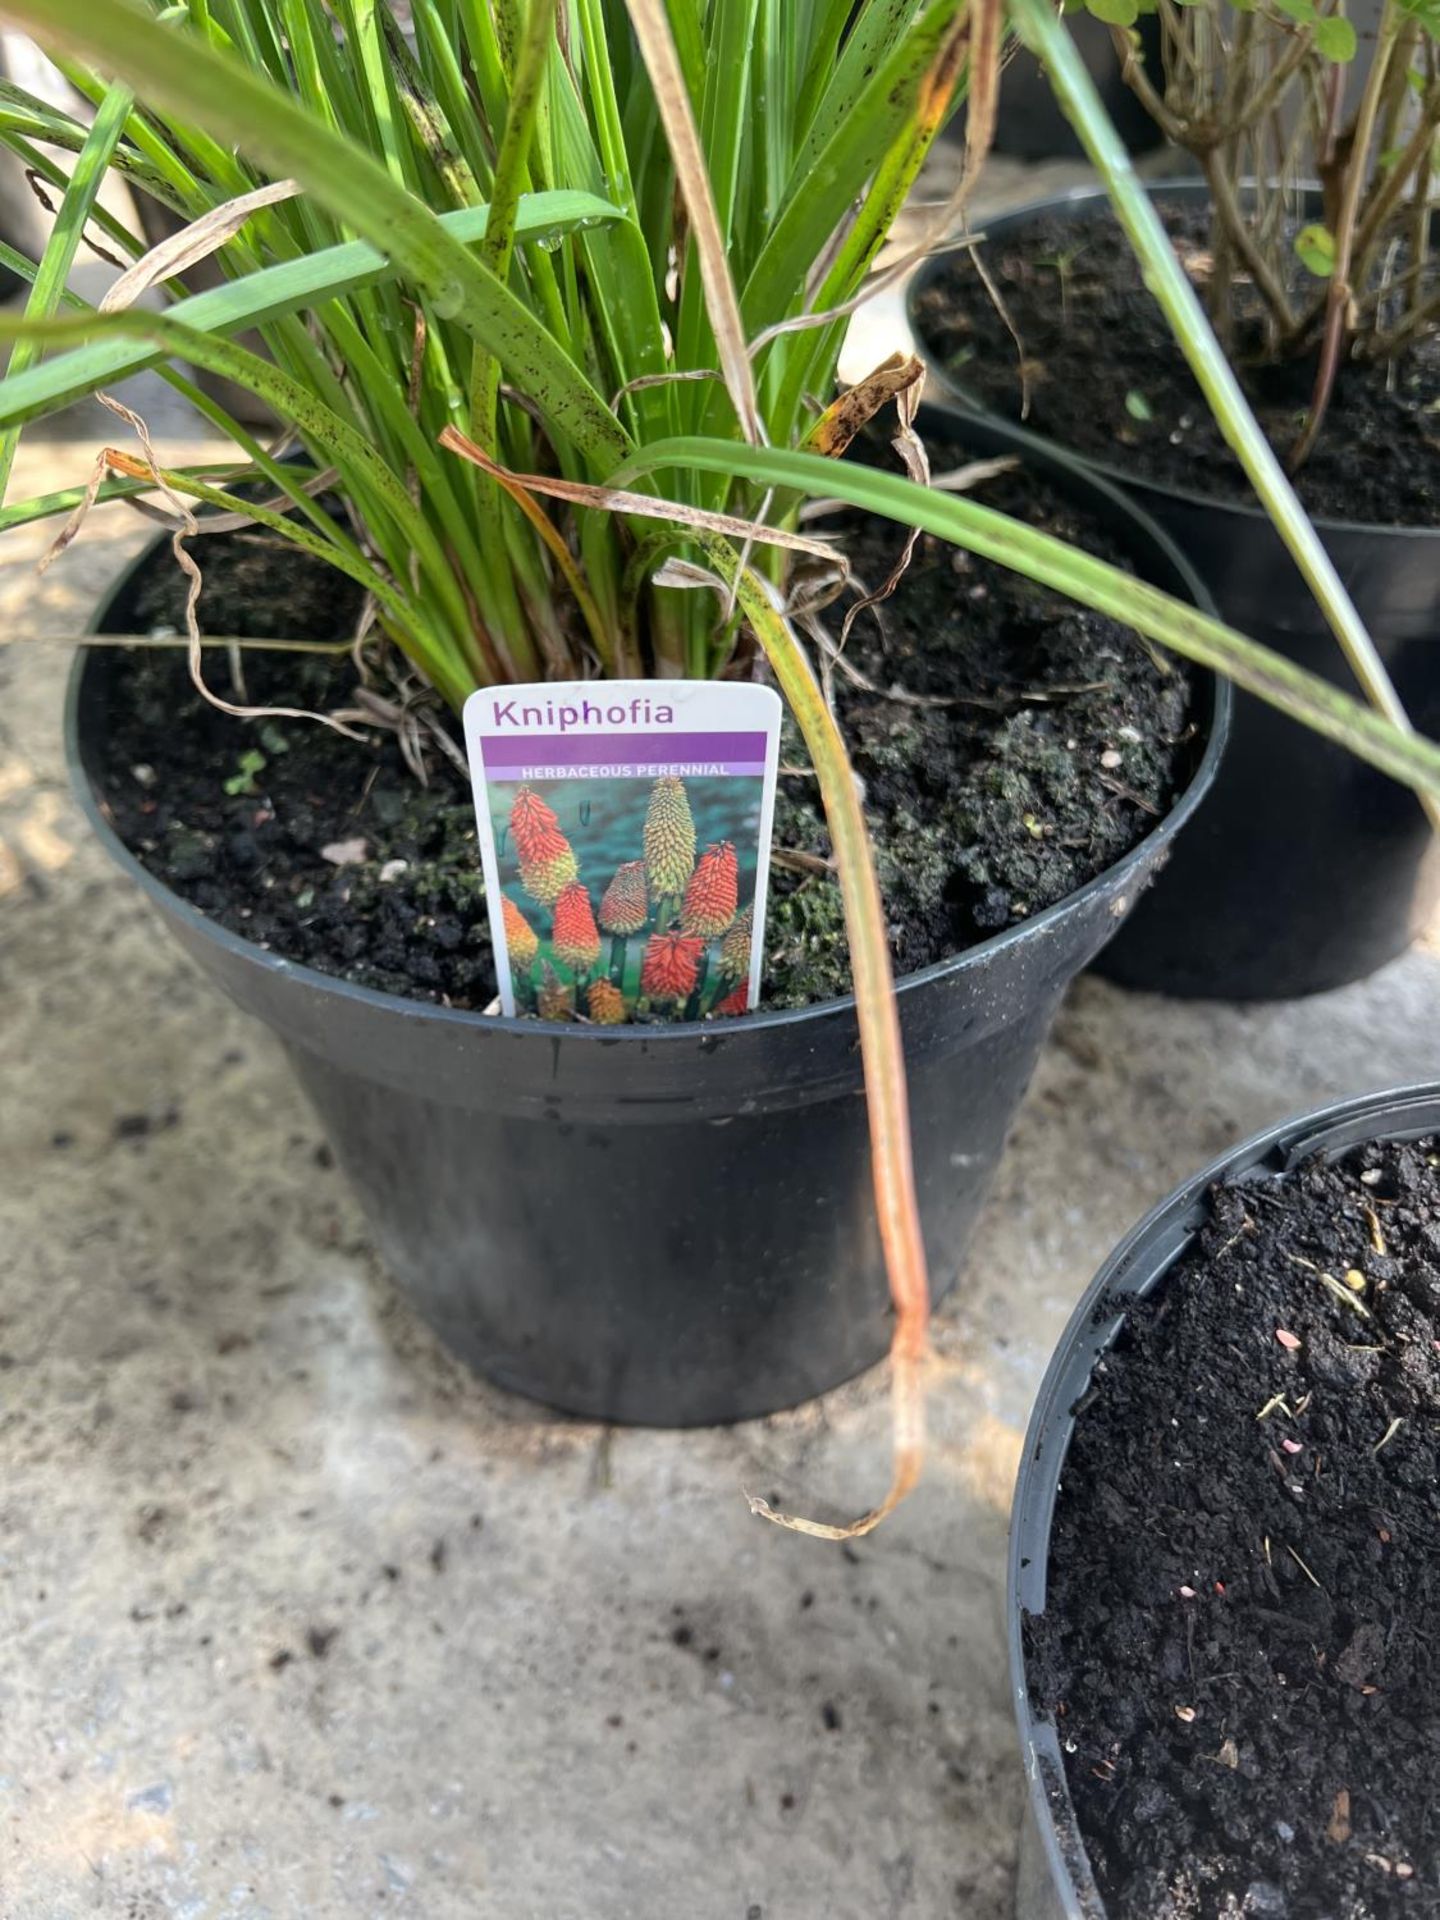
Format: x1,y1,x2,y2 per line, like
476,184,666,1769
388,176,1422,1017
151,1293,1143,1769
70,406,1225,1426
1011,1084,1440,1919
910,182,1440,999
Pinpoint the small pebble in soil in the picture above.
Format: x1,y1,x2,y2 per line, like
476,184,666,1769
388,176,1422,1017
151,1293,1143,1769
1243,1881,1286,1917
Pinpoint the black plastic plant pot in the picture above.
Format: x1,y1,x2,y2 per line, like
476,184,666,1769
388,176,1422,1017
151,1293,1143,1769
909,182,1440,1001
1008,1082,1440,1920
949,13,1164,163
66,406,1227,1429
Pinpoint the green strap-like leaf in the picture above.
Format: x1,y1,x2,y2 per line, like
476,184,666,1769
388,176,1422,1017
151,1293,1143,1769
741,0,966,332
0,0,630,470
616,437,1440,806
0,190,619,432
0,304,476,658
0,79,132,499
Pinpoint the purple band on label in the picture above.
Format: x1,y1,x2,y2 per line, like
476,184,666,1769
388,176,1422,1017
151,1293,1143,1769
497,760,766,780
480,730,767,770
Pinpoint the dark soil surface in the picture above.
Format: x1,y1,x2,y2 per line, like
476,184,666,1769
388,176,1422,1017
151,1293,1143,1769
913,197,1440,526
92,444,1197,1012
1027,1134,1440,1919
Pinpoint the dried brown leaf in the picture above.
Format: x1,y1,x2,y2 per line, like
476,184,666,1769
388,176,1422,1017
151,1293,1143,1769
961,0,1004,217
99,437,364,739
438,425,845,569
99,179,301,313
625,0,761,443
1328,1788,1353,1845
838,357,929,645
801,353,926,460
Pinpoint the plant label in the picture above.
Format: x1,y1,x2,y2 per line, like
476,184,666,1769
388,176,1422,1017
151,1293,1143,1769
464,680,783,1025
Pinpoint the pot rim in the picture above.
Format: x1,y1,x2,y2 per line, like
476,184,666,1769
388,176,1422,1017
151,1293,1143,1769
66,397,1229,1049
1008,1079,1440,1919
908,177,1440,543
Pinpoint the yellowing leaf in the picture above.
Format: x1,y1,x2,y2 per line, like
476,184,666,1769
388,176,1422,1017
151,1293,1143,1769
1295,223,1337,278
801,354,925,459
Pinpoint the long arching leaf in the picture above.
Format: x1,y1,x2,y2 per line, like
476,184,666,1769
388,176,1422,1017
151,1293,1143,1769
617,438,1440,804
0,181,618,434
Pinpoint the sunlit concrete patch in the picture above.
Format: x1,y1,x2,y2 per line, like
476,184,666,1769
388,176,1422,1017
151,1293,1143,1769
0,754,33,802
12,788,75,872
939,1409,1026,1516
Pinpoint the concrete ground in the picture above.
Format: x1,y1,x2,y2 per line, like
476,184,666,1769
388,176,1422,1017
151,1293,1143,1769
2,157,1440,1920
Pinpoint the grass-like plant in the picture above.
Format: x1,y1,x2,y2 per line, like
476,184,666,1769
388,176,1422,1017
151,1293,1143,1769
3,0,1440,1532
